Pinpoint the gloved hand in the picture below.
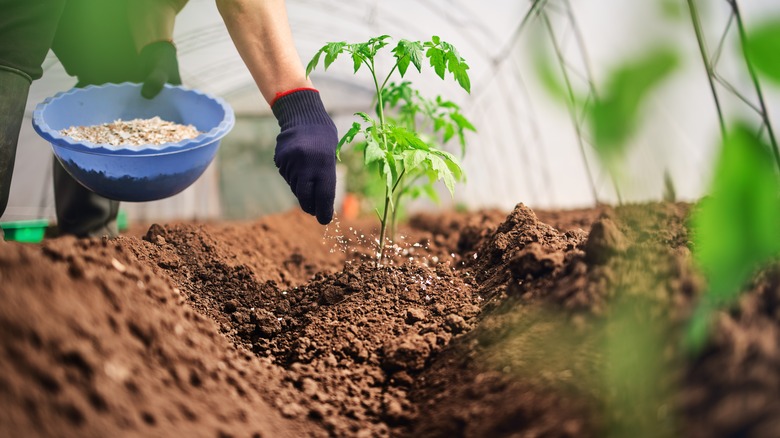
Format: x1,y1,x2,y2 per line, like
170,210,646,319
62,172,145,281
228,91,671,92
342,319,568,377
138,40,181,99
271,89,338,225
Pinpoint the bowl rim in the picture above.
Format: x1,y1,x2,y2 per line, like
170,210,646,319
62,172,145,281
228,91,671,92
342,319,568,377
32,82,236,157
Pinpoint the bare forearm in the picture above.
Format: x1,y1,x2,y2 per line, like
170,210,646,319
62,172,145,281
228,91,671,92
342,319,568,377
216,0,312,104
128,0,189,51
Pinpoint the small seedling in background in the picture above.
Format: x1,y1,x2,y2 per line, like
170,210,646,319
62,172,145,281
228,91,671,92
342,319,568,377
663,169,677,203
686,124,780,350
307,35,472,261
535,43,679,197
588,47,678,170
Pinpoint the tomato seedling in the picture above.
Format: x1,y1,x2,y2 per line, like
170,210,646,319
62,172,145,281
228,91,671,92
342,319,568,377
307,35,473,260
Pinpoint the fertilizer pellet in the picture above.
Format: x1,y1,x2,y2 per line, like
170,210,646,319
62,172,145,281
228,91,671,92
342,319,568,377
60,116,202,147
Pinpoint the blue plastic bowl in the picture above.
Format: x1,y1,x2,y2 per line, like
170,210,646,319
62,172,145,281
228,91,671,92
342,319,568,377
32,82,235,202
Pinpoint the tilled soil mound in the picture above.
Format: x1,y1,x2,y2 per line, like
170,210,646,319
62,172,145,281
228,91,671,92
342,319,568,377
1,204,779,437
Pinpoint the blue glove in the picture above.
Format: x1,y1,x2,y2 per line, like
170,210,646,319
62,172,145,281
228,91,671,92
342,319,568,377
138,41,181,99
271,89,338,225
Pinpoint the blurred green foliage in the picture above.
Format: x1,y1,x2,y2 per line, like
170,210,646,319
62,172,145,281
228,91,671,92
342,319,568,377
606,297,673,438
746,17,780,84
659,0,684,21
535,42,679,170
590,48,679,164
687,124,780,349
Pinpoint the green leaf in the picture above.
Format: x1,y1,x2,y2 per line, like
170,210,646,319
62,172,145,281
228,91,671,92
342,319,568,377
686,123,780,350
443,124,455,143
355,112,373,124
446,52,471,93
746,18,780,84
364,137,385,165
402,149,428,171
351,52,364,73
324,42,347,69
431,35,441,45
433,118,446,132
306,48,324,77
337,122,362,160
426,47,446,79
591,46,679,160
451,113,476,132
393,40,424,77
390,126,429,151
368,35,392,57
428,154,456,196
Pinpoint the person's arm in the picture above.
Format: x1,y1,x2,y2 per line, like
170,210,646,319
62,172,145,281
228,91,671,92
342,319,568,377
216,0,338,225
215,0,311,104
128,0,189,50
127,0,189,98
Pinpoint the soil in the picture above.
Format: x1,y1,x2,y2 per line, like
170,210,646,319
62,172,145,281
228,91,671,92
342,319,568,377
1,202,779,437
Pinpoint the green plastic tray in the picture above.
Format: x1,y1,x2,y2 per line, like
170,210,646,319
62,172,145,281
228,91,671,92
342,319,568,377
1,219,49,243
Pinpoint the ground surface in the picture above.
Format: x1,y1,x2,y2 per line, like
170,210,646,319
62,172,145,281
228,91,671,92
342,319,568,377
1,203,778,437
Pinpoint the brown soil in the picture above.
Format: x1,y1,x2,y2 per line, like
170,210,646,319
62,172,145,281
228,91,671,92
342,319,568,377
1,203,778,437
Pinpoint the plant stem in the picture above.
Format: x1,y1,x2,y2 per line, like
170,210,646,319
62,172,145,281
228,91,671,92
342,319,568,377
541,11,601,205
686,0,728,138
730,0,780,171
377,186,391,262
368,59,394,261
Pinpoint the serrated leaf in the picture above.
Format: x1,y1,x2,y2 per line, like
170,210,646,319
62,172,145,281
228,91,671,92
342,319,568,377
428,154,456,196
393,40,424,77
443,154,464,181
451,113,476,132
432,35,441,45
337,122,362,160
352,52,363,73
369,35,392,56
364,137,385,165
391,126,429,151
402,149,428,171
324,42,346,69
355,112,373,123
306,49,323,77
446,52,471,93
426,47,446,79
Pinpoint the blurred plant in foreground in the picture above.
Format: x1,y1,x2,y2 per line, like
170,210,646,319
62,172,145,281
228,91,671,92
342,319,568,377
686,12,780,350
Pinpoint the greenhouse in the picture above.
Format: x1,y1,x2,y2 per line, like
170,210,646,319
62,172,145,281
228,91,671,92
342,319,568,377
1,0,779,436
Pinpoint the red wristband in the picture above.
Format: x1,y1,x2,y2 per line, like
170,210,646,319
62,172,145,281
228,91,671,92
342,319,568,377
271,87,318,107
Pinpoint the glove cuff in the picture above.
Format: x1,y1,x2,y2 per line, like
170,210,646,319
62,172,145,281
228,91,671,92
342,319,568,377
140,40,177,58
271,89,333,129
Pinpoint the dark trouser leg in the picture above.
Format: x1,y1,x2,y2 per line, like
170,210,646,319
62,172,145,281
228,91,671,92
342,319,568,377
0,0,68,238
0,67,30,221
53,160,119,238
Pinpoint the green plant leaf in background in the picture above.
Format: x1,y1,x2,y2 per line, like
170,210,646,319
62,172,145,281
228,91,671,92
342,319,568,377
687,123,780,350
746,17,780,84
590,47,679,163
